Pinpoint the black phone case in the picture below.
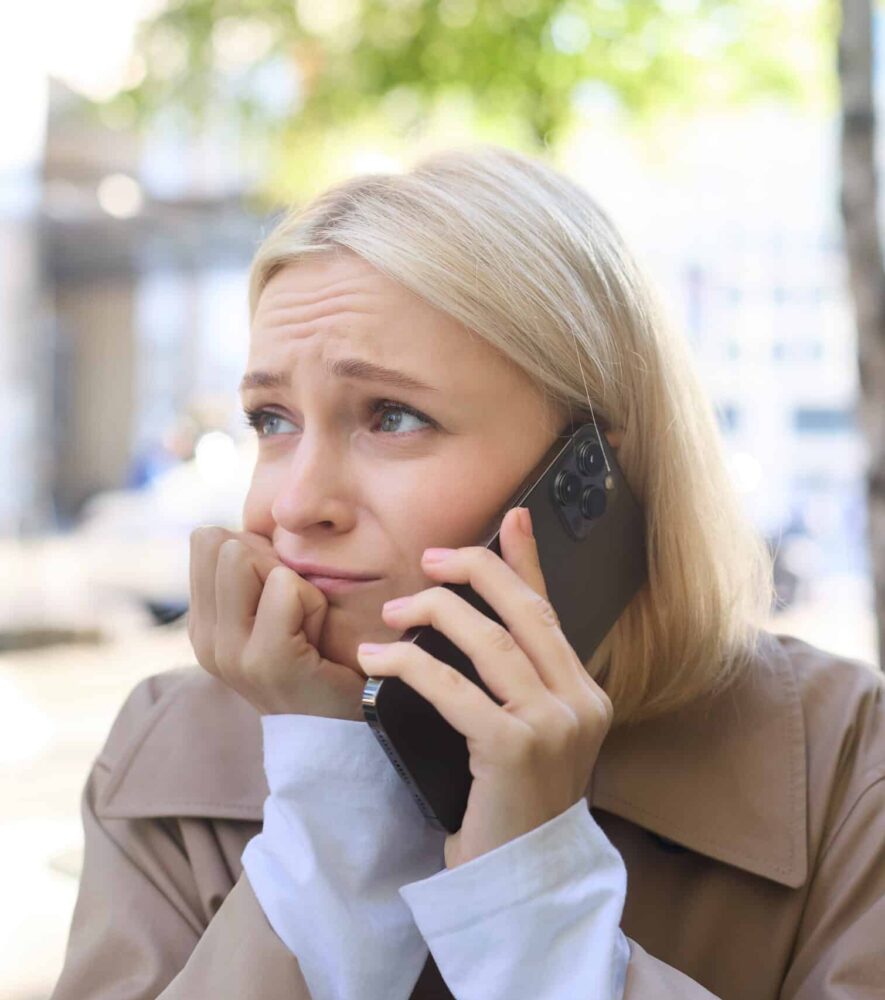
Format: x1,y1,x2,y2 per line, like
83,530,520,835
362,420,647,832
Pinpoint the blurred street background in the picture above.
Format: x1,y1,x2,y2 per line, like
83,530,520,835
3,0,885,996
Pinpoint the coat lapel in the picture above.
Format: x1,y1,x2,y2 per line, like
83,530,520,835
97,631,807,889
97,666,268,822
592,631,808,888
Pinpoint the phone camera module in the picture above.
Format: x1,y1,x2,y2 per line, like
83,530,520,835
577,441,605,476
554,470,582,505
580,486,607,520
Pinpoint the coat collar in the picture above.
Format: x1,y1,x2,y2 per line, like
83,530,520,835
591,630,807,888
97,630,807,889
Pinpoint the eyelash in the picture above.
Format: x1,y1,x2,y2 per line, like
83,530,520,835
241,399,437,439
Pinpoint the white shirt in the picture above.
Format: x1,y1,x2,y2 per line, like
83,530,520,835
241,714,630,1000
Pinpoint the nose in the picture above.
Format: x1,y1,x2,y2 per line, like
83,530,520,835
270,429,355,533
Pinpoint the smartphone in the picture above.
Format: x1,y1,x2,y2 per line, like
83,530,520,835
361,418,647,833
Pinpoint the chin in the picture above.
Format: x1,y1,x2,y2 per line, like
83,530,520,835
315,609,396,676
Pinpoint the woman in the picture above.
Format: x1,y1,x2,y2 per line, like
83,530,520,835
51,146,885,999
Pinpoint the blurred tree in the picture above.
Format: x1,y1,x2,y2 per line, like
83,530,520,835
839,0,885,670
106,0,828,201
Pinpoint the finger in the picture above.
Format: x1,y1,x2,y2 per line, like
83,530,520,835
497,506,549,600
497,509,610,707
358,640,525,746
194,529,278,638
421,540,594,701
214,538,265,678
249,563,329,659
235,530,283,584
382,584,544,706
189,526,231,635
189,526,237,673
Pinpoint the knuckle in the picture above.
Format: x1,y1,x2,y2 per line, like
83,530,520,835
458,545,493,568
438,662,464,689
426,586,456,619
191,638,214,671
534,701,579,751
219,537,244,559
442,665,464,688
528,591,560,628
191,525,229,549
475,546,498,566
238,531,272,557
580,690,613,730
267,564,290,585
188,625,206,658
597,690,615,725
484,620,517,654
213,646,234,676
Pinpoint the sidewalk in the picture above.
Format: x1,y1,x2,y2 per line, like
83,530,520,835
0,616,194,1000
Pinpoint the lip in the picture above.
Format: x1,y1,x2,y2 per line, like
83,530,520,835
278,557,380,581
301,575,380,595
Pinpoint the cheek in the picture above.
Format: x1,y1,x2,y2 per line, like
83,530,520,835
240,452,511,552
393,466,509,552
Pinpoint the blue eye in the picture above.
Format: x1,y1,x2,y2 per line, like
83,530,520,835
368,399,435,435
241,400,436,439
242,409,293,437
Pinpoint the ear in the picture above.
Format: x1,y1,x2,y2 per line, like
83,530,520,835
605,429,624,450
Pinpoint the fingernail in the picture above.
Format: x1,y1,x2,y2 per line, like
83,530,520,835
423,548,455,562
518,507,533,537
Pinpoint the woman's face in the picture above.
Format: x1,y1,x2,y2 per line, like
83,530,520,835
241,250,567,676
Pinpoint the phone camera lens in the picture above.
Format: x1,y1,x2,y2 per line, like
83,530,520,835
577,441,604,476
554,470,582,505
580,486,607,519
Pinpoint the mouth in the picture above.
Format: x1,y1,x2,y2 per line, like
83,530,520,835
277,555,380,582
301,575,381,595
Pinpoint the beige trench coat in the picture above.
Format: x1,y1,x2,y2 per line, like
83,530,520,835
49,631,885,999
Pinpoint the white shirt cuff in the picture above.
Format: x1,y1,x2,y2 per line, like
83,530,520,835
399,798,630,1000
242,714,446,1000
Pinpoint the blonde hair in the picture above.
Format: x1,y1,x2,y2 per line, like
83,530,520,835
248,145,775,728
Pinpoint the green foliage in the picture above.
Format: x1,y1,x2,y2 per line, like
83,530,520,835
102,0,832,200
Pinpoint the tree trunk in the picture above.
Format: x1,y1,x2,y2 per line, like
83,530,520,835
839,0,885,669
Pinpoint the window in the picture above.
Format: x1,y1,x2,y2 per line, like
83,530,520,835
716,404,740,432
793,407,856,433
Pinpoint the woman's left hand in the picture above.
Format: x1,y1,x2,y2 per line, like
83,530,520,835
356,505,614,870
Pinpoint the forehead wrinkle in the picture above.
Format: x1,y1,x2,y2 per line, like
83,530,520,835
257,297,382,331
258,309,380,343
257,271,390,318
254,282,392,356
259,278,386,310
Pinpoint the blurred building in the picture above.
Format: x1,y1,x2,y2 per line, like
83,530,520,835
38,81,263,529
1,39,881,599
0,25,50,537
568,103,869,586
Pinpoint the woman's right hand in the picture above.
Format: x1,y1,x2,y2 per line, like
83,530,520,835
187,526,367,720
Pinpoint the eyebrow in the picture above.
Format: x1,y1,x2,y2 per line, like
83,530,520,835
239,357,439,395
